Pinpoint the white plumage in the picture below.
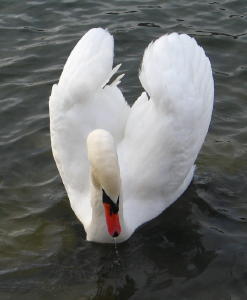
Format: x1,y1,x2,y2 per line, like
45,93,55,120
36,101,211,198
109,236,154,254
49,28,214,243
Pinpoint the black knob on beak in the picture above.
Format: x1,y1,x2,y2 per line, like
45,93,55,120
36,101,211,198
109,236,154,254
112,231,119,238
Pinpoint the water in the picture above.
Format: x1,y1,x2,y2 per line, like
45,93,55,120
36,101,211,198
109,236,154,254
0,0,247,299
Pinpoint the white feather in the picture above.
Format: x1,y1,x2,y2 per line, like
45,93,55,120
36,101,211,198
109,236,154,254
49,28,129,230
49,28,214,243
120,33,213,230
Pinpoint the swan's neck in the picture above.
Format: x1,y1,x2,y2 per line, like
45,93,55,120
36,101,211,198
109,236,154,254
86,129,127,243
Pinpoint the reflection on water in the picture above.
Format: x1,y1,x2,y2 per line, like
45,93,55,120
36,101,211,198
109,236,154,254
91,188,217,299
63,186,217,299
0,0,247,299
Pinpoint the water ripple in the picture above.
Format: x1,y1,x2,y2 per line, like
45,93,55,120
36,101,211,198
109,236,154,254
0,0,246,299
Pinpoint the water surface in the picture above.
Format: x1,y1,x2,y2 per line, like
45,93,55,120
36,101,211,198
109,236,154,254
0,0,247,299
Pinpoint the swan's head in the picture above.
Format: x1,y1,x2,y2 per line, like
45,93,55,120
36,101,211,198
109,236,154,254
87,129,121,238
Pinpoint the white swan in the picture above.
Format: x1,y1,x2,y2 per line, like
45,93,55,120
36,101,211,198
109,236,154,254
49,28,214,243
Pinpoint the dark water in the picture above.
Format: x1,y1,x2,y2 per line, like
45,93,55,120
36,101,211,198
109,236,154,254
1,0,247,299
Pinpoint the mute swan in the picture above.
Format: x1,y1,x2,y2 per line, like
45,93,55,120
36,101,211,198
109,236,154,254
49,28,214,243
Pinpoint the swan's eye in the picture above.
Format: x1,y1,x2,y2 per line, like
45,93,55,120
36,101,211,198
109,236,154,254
102,189,119,215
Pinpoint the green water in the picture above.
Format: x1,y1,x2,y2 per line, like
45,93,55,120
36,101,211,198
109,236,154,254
0,0,247,299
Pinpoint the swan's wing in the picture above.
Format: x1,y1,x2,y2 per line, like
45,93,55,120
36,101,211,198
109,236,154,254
49,28,130,225
119,33,214,230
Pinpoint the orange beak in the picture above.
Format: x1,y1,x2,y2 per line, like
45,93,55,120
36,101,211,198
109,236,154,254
103,203,121,237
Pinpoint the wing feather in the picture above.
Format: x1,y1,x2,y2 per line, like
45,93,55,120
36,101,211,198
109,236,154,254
119,33,214,229
49,28,129,226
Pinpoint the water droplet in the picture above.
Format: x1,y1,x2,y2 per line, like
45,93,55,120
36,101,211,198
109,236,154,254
113,237,121,266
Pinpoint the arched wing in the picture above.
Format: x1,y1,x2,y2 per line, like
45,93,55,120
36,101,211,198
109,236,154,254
119,33,214,230
49,28,130,224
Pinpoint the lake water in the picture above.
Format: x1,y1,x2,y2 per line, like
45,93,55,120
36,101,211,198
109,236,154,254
0,0,247,299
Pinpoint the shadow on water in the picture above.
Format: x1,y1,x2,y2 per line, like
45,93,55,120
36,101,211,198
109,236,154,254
0,180,215,300
38,182,217,299
2,170,246,299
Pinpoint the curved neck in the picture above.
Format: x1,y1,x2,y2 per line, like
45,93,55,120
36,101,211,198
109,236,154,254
86,129,128,243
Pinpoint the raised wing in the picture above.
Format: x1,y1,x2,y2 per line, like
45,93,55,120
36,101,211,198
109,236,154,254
119,33,214,229
49,28,129,225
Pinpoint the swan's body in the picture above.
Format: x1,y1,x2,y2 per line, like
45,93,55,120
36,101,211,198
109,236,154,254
49,28,214,243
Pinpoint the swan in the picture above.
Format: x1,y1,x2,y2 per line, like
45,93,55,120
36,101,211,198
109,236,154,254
49,28,214,243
